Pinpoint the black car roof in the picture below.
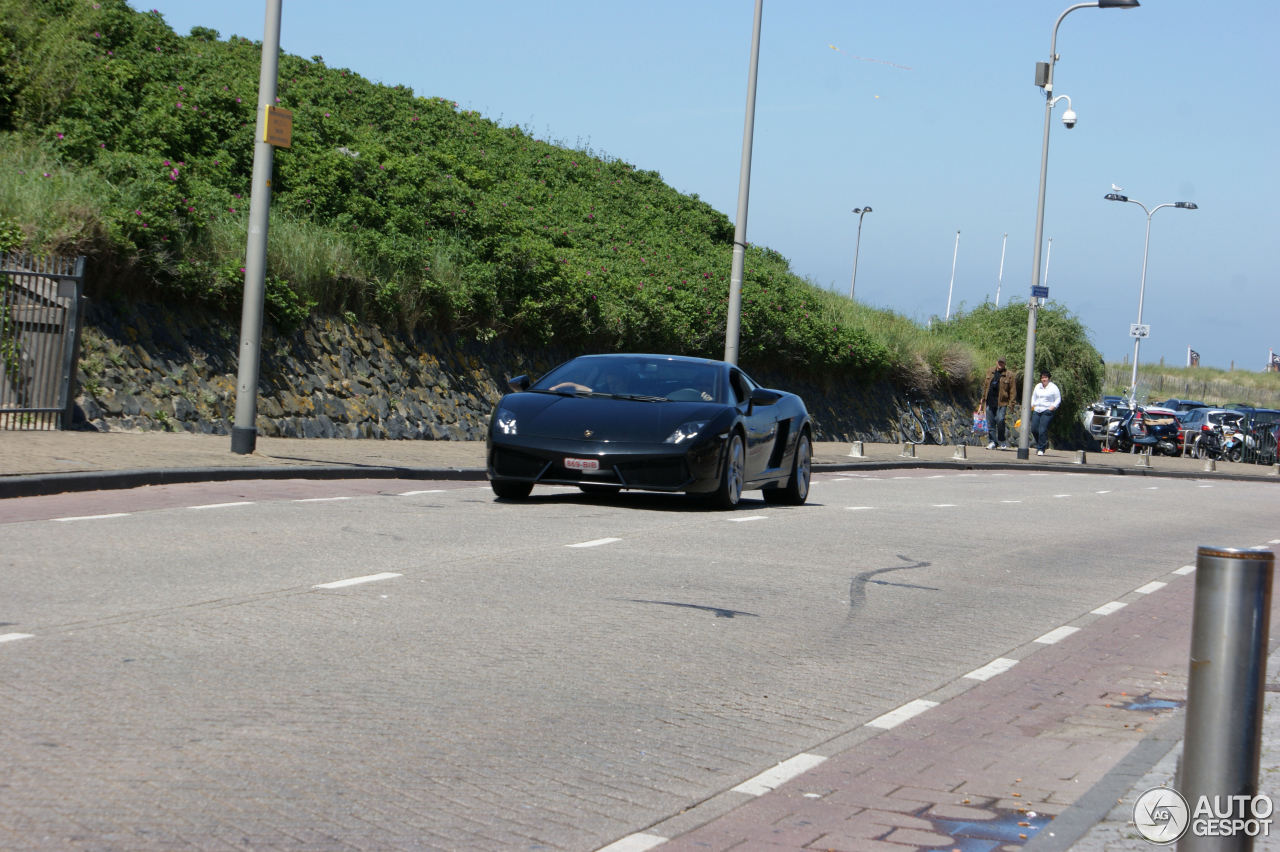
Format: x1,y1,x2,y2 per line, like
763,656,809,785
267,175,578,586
570,353,727,367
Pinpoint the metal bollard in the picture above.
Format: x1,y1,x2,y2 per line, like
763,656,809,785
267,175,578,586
1073,450,1087,464
1204,458,1217,473
848,441,865,458
1178,546,1274,851
952,444,967,460
1136,451,1151,468
900,442,915,458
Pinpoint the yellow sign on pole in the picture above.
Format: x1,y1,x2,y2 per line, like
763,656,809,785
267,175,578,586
263,105,293,148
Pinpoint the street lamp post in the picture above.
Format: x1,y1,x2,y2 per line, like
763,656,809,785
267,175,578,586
849,206,872,300
1104,192,1198,403
995,233,1008,306
945,229,960,320
1016,0,1139,461
723,0,764,366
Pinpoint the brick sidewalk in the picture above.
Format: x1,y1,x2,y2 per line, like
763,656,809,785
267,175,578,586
615,565,1279,851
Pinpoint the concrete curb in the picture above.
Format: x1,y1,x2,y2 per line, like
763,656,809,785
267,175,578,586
0,465,489,499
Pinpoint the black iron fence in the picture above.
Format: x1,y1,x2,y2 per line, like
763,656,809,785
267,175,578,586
0,253,87,430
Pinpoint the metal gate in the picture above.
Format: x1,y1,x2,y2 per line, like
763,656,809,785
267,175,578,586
0,253,87,430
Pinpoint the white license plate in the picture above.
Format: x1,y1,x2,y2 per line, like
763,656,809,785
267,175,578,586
563,457,599,472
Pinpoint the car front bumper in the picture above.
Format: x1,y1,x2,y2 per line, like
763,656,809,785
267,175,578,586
487,433,727,493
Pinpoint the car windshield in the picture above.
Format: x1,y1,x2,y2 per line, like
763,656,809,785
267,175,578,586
532,356,725,403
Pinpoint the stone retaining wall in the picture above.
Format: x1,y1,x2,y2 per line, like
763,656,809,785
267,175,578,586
72,300,979,445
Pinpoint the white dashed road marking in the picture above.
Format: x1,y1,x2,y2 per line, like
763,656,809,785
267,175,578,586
52,513,130,522
1092,601,1127,615
965,658,1018,681
313,572,402,589
728,515,768,523
866,699,939,730
294,496,352,503
567,538,622,549
0,633,34,643
731,753,827,795
1035,626,1080,645
398,490,445,496
597,833,667,852
188,502,255,510
1135,581,1167,594
1174,565,1196,575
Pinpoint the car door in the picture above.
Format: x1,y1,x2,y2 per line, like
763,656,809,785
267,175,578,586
1181,409,1205,447
729,368,779,480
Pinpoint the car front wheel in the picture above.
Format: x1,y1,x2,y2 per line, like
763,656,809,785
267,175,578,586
491,479,533,500
710,432,745,509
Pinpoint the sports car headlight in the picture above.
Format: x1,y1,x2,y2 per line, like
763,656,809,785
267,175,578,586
495,408,518,436
664,420,709,445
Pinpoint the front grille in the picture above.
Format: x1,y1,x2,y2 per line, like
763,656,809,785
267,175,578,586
616,458,690,489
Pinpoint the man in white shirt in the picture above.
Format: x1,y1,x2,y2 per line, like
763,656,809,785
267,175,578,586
1029,369,1062,456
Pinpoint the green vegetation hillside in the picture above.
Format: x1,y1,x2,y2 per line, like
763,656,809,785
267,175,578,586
1,0,1128,428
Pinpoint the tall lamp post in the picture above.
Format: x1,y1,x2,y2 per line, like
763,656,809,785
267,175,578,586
723,0,764,365
1016,0,1139,460
849,206,872,300
1104,192,1198,403
995,233,1008,306
945,230,960,320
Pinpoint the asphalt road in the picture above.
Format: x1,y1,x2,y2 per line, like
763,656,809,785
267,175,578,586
2,470,1278,850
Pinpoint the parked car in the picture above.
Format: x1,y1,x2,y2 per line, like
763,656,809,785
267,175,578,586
486,353,813,508
1179,407,1246,458
1231,407,1280,464
1158,398,1208,412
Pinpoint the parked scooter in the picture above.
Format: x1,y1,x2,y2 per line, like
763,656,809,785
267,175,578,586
1191,424,1226,461
1143,409,1182,456
1221,422,1245,463
1109,407,1179,455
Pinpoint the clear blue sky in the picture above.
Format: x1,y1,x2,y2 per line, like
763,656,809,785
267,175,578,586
133,1,1278,373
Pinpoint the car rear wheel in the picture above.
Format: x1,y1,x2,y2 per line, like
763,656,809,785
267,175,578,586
491,479,533,499
710,432,745,509
763,431,811,505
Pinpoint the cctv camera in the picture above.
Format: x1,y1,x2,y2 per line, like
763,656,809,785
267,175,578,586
1061,109,1077,129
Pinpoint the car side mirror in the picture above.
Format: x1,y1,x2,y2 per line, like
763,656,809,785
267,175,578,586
508,375,531,392
748,388,782,407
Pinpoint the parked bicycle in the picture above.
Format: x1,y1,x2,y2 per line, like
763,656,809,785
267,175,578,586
898,393,945,445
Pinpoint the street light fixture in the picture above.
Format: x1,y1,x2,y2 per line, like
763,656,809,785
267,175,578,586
1016,0,1139,461
1104,192,1198,404
849,207,872,300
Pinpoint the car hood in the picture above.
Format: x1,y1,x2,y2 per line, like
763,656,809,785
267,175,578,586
498,393,726,442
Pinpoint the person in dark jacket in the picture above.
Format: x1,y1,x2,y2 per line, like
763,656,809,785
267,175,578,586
980,358,1018,449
